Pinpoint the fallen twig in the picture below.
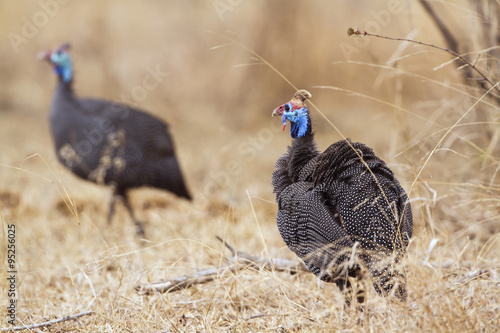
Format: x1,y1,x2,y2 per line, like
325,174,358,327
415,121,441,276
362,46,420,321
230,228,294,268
135,265,238,295
0,311,94,332
217,235,309,274
450,269,489,289
135,237,309,295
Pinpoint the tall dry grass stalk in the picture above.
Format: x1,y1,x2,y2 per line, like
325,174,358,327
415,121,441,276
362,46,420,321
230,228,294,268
1,1,499,331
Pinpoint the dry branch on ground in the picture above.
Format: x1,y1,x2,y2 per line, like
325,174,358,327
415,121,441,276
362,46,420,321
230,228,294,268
135,236,309,295
0,311,94,332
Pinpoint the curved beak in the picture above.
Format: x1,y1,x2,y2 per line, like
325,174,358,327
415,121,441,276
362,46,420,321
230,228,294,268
272,107,281,117
272,106,287,131
37,50,52,62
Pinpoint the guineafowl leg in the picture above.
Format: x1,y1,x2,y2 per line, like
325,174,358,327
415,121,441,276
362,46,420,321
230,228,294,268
373,271,408,301
107,195,117,224
121,192,146,238
355,277,367,312
353,272,366,305
335,278,354,307
371,258,408,301
356,285,366,304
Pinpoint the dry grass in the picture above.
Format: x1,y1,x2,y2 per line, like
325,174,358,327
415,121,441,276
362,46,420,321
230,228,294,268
1,1,499,331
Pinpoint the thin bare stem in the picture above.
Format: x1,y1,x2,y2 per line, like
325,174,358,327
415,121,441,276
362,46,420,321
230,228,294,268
409,81,500,194
135,237,308,295
1,311,94,332
347,28,500,95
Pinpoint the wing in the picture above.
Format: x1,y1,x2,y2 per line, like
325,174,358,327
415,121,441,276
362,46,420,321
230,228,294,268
80,98,175,157
312,140,412,253
70,98,184,189
277,181,355,281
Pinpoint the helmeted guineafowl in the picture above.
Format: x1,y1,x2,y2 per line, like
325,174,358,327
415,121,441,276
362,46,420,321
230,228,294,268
271,90,413,305
39,43,191,237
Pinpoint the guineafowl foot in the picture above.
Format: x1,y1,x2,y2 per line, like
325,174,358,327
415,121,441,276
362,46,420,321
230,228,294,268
356,289,366,306
336,276,365,309
134,220,146,238
335,278,354,307
120,191,148,238
108,189,147,238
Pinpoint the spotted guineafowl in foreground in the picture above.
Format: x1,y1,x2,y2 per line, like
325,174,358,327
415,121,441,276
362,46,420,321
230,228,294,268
271,90,413,305
39,43,191,237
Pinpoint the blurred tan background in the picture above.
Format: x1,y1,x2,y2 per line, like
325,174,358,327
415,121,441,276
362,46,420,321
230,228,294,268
1,1,499,330
0,0,468,131
1,0,498,236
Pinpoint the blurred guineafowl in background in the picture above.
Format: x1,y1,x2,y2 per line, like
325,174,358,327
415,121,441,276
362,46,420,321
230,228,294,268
271,90,413,306
39,43,191,237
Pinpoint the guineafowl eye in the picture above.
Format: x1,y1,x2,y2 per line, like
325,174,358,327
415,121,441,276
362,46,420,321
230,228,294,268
39,43,192,238
271,89,413,306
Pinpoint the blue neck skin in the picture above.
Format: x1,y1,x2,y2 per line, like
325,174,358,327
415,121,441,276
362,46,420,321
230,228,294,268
55,63,73,83
50,51,73,83
282,107,309,138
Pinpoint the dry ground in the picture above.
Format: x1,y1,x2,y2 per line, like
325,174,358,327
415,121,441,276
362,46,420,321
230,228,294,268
1,1,499,332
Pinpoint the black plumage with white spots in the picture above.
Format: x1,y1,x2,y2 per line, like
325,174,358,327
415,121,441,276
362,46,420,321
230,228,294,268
272,90,413,304
39,43,191,237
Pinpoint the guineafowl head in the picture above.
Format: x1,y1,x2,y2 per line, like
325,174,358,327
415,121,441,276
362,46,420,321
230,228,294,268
272,90,312,138
38,43,73,83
